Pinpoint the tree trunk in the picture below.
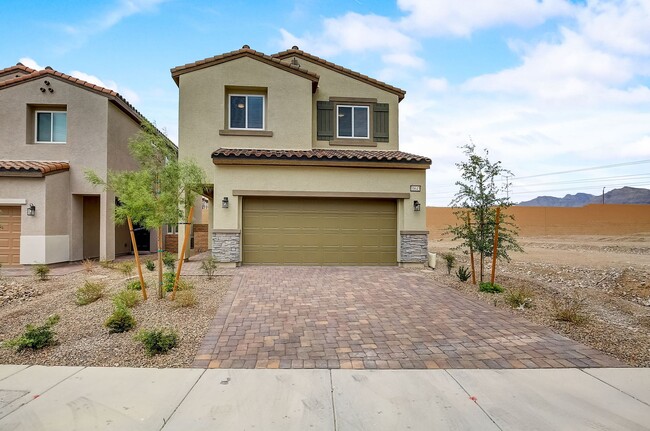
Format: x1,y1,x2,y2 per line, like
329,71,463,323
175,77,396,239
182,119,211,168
157,226,163,299
127,216,147,300
172,206,194,300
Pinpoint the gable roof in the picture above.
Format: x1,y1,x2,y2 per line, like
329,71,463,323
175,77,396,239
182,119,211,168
170,45,320,91
0,160,70,177
273,47,406,101
0,63,36,80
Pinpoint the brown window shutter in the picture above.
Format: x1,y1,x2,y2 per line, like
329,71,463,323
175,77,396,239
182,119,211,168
373,103,389,142
317,101,334,141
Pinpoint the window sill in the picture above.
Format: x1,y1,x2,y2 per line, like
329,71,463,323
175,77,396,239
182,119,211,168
219,129,273,137
328,139,377,147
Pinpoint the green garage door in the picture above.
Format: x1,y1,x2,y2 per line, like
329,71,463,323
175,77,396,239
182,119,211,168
242,197,397,265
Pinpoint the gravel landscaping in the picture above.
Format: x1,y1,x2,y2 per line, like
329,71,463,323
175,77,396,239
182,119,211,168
0,262,230,367
428,234,650,367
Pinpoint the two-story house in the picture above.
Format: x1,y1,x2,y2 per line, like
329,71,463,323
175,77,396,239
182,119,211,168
0,63,168,265
171,46,430,266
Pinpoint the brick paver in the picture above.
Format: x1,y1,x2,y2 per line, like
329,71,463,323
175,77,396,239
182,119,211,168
193,267,623,369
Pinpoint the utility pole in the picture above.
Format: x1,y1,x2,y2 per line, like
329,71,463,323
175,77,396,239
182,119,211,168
504,175,510,199
602,187,606,204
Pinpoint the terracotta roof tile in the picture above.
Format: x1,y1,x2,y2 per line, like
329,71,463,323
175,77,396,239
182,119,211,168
0,63,36,77
272,48,406,101
170,46,320,88
211,148,430,165
0,160,70,176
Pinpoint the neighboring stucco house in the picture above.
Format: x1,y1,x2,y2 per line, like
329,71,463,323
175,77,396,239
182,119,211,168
0,63,167,265
171,46,431,266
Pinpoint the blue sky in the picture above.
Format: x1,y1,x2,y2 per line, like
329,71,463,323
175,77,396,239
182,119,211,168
2,0,650,205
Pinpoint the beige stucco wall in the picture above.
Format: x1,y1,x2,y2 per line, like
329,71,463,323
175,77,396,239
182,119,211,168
178,56,314,174
283,56,401,151
213,163,427,233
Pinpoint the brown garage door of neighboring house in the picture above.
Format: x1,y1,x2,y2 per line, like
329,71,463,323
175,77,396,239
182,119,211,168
0,206,21,265
242,197,397,265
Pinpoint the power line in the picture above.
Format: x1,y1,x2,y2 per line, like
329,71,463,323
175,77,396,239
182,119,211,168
515,159,650,180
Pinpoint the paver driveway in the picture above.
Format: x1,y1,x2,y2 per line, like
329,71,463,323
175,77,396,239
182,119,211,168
194,267,622,369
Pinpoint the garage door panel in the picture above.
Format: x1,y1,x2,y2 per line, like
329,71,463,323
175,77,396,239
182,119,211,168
243,197,396,266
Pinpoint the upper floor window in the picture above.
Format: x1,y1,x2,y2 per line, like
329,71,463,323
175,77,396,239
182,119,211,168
229,94,264,130
36,111,67,143
337,105,369,139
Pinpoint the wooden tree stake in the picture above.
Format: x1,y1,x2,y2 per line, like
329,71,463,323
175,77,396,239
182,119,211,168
127,216,147,300
467,212,476,285
171,205,194,300
490,207,501,285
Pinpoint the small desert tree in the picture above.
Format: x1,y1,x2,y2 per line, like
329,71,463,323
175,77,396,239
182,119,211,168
448,144,522,282
86,121,206,298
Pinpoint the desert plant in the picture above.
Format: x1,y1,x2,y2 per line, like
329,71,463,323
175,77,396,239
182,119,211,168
200,255,218,279
126,279,144,290
456,266,471,282
145,259,155,272
172,289,197,308
505,287,534,309
441,252,456,275
75,280,105,305
118,261,135,276
162,252,176,272
4,314,60,351
135,328,178,356
552,295,589,324
33,264,50,281
163,271,176,292
99,259,114,269
479,282,504,294
112,289,141,308
105,304,136,333
82,259,95,272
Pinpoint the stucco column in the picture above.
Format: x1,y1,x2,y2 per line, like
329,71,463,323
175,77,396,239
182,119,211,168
99,191,116,261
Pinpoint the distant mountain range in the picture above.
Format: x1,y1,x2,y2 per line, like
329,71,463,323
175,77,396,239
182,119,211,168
517,186,650,207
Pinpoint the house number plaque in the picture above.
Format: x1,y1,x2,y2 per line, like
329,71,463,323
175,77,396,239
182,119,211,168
410,185,421,192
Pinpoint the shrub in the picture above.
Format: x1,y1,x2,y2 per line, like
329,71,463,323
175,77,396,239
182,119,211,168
552,295,589,324
200,255,218,279
135,328,178,356
82,259,95,273
441,252,456,275
4,314,60,351
118,261,135,276
33,264,50,281
105,304,136,333
456,266,471,282
75,280,105,305
145,260,155,272
479,282,504,294
173,289,197,308
162,252,176,272
126,279,144,291
505,287,534,309
113,289,141,308
163,271,176,292
99,260,114,269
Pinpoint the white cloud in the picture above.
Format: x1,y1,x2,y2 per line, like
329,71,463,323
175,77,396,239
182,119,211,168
425,77,449,92
18,57,44,70
397,0,575,37
70,70,140,103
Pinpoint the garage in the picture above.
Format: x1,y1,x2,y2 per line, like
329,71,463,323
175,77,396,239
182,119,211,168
0,206,21,265
242,197,397,265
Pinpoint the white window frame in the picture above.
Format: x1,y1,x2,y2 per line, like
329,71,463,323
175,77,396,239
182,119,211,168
35,110,67,144
229,94,265,130
166,224,178,235
336,105,369,139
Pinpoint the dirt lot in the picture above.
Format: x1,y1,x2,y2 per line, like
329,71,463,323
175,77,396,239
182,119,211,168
0,262,230,367
428,234,650,367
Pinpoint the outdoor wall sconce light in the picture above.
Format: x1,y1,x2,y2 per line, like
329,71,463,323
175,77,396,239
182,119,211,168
413,200,421,212
26,203,36,216
221,197,229,208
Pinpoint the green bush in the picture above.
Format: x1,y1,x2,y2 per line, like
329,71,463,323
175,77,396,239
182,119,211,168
135,328,178,356
456,266,471,282
105,304,136,333
200,256,218,279
4,314,60,351
505,287,534,309
162,252,176,272
163,271,175,292
33,264,50,281
479,282,504,294
145,260,155,271
118,261,135,276
127,279,146,291
113,289,141,308
441,252,456,275
75,280,105,305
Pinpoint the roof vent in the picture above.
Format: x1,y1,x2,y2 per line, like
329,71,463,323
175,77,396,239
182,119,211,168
242,44,250,49
291,45,299,50
45,66,53,70
16,62,24,66
291,58,300,67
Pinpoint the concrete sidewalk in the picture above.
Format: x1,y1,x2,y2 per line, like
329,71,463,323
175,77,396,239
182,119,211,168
0,365,648,430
